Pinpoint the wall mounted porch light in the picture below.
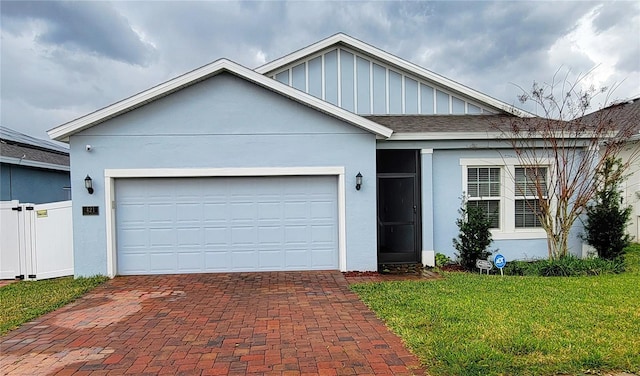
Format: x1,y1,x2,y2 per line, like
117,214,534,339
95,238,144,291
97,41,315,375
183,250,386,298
84,175,94,194
355,172,363,191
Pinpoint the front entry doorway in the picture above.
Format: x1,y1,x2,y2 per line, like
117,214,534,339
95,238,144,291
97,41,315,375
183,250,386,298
377,150,421,265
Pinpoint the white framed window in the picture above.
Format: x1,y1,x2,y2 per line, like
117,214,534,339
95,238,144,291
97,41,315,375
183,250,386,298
460,158,551,240
514,167,548,228
467,167,501,228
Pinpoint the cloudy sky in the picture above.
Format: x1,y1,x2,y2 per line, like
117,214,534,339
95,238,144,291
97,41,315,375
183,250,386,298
1,1,639,141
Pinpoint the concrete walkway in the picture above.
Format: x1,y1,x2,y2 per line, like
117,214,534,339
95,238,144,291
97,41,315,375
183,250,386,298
1,272,426,375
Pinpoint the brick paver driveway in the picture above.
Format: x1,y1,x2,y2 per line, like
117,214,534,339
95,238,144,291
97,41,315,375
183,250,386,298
1,272,426,375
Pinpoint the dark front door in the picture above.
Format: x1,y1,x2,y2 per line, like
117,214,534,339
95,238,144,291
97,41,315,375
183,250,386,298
377,150,421,265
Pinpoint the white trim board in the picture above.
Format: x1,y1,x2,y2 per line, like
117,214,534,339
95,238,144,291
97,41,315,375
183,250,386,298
48,60,392,142
255,33,534,118
104,166,348,277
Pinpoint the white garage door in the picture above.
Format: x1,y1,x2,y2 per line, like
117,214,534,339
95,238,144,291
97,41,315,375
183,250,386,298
115,176,338,275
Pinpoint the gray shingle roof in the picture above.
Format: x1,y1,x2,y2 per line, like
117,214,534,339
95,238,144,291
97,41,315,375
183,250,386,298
1,126,69,167
0,126,69,153
364,114,516,133
579,97,640,136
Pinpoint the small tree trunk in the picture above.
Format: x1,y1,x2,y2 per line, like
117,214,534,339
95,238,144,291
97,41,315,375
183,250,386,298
546,229,570,260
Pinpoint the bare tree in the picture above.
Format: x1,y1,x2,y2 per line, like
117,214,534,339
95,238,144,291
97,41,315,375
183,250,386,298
496,71,639,260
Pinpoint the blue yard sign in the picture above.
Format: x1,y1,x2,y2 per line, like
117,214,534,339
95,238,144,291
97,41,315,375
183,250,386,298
494,254,506,275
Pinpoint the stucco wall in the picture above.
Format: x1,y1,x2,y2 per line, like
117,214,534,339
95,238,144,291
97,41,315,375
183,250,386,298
431,149,584,261
0,163,70,204
69,73,377,276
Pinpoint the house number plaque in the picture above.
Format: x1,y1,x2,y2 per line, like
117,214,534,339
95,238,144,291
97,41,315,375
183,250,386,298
82,206,99,216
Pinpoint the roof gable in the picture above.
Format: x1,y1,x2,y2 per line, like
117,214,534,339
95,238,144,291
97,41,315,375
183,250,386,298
256,33,533,117
48,59,392,142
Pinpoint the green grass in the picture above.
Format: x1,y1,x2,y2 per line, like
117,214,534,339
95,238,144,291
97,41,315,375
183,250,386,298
624,243,640,274
0,276,108,336
351,247,640,376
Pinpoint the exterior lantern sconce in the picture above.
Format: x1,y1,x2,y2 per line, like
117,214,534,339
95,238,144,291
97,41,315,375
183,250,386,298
84,175,94,194
355,172,363,191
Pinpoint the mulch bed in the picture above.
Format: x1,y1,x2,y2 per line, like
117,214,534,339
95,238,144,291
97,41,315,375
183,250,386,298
343,263,442,283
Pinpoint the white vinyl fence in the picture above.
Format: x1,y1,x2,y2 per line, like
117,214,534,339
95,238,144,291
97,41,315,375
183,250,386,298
0,200,73,280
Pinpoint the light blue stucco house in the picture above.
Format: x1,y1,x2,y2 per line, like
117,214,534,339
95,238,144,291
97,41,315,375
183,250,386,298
48,34,584,277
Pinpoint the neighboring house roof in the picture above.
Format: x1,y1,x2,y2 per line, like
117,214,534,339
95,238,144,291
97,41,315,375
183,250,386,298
0,126,69,171
255,33,534,118
48,59,393,142
579,97,640,140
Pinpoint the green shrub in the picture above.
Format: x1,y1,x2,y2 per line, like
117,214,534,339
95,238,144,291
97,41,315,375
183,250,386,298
504,256,625,277
453,197,494,271
435,253,451,267
583,157,632,260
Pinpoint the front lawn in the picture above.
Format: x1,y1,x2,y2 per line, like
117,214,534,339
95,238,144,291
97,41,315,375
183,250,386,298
352,252,640,375
0,276,108,336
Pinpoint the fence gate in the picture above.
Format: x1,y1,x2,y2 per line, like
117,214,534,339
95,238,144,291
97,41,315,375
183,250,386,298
0,200,73,280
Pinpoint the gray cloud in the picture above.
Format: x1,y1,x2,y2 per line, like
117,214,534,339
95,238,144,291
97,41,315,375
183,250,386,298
592,1,636,32
1,1,156,66
0,1,637,141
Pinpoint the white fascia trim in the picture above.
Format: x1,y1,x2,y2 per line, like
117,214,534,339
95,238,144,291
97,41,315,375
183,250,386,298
255,33,534,117
388,131,606,141
48,59,392,141
104,166,344,178
103,166,348,277
389,132,503,140
0,156,70,171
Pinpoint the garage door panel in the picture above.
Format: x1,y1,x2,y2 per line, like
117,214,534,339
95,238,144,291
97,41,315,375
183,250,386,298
231,226,256,245
205,227,228,245
118,203,146,223
311,225,336,243
120,228,147,248
311,201,335,218
285,249,310,267
232,250,258,269
148,203,174,221
258,202,281,220
258,226,282,243
149,253,176,272
231,202,256,220
177,203,202,221
176,228,201,246
116,176,338,275
119,253,147,274
284,202,308,219
259,251,285,269
177,252,203,271
204,251,230,270
284,225,308,243
149,228,174,246
312,248,337,267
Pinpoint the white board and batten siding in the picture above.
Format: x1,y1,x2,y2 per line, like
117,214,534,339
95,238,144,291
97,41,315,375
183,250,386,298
268,46,496,116
115,176,339,275
0,200,73,280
